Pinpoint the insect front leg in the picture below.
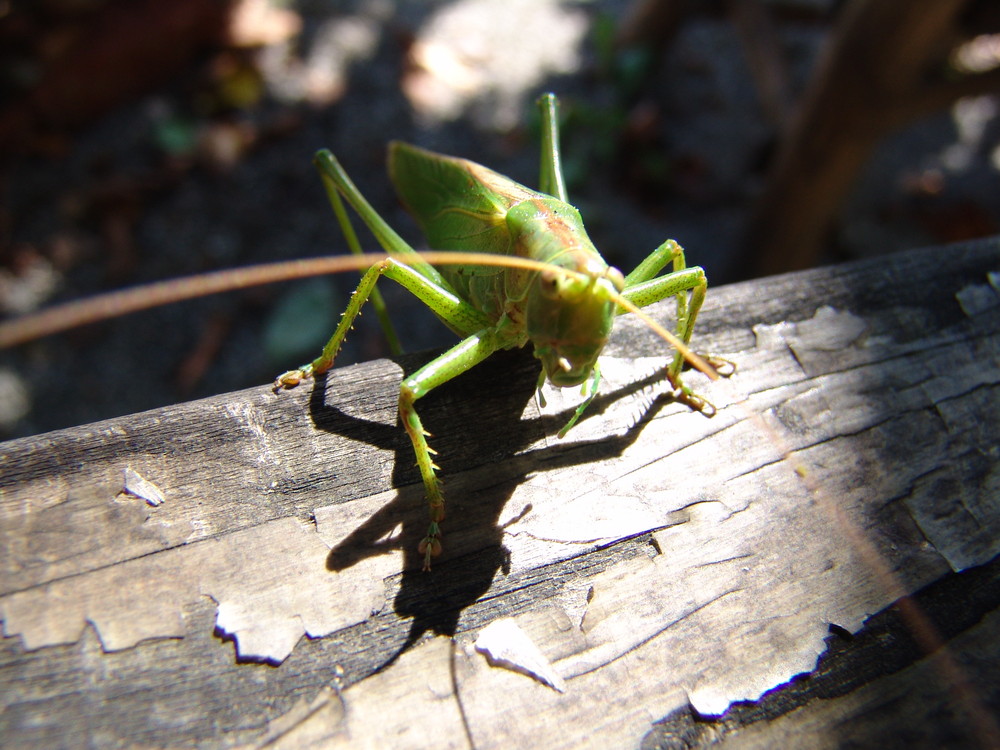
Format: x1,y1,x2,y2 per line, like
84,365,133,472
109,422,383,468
620,240,725,413
397,329,505,570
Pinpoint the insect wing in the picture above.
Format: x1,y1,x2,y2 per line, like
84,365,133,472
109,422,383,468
389,142,542,276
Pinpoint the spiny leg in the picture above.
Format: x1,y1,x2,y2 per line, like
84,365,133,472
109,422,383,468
275,260,498,570
319,166,402,355
278,150,494,387
274,257,490,388
280,152,501,568
398,329,505,569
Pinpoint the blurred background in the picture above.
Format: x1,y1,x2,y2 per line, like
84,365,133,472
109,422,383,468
1,0,998,438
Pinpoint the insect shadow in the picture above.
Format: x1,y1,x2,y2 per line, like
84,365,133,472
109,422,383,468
307,346,677,668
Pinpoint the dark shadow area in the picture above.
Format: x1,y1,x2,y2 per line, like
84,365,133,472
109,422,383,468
308,345,682,669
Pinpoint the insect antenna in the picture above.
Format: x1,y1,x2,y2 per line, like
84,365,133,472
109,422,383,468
0,252,718,389
0,252,592,348
607,291,721,383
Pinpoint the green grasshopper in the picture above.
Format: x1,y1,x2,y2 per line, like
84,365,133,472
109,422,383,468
274,94,726,568
0,94,728,570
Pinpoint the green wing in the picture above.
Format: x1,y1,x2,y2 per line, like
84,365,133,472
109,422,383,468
388,142,542,266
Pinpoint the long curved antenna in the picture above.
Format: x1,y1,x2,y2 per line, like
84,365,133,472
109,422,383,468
1,253,716,382
0,253,584,347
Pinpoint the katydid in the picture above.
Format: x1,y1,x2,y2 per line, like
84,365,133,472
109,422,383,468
0,94,730,570
275,93,728,568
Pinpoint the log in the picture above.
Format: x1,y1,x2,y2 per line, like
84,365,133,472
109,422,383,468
2,239,999,748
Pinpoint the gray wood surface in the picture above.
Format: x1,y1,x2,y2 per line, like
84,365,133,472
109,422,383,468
2,239,999,748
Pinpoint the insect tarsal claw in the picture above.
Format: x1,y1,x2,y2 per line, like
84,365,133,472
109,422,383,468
697,399,718,418
418,535,443,570
273,368,310,390
678,391,718,417
707,355,737,378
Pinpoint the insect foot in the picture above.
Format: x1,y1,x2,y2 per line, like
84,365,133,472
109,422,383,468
418,524,443,571
667,355,737,418
273,366,313,391
702,355,737,378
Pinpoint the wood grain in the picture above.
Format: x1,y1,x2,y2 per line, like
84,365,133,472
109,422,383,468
1,239,999,748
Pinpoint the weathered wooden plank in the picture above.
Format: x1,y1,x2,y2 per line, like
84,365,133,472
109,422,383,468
1,239,999,748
